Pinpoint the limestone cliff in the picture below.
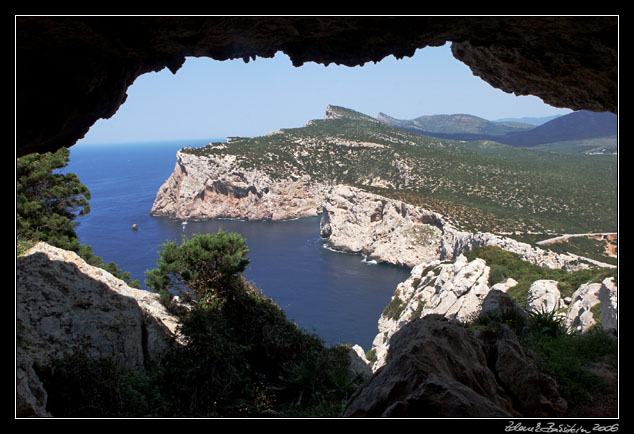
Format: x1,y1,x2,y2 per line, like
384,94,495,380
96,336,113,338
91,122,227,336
150,150,329,221
320,185,602,271
151,145,604,271
152,148,609,272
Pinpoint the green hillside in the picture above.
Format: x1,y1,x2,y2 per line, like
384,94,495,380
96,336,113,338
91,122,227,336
184,105,617,236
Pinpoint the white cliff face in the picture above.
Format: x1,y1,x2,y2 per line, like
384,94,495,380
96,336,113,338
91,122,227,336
370,255,495,370
319,184,445,268
320,185,600,271
565,278,618,333
16,243,182,368
151,151,329,221
152,154,613,272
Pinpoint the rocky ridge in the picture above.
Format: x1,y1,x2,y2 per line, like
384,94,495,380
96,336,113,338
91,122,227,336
16,242,183,417
366,254,618,372
15,242,372,417
344,250,617,417
344,314,574,418
321,185,608,271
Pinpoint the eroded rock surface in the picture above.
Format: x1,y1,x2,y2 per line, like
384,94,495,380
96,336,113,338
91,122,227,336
367,255,618,373
16,242,182,417
344,315,519,417
320,185,600,270
150,150,328,221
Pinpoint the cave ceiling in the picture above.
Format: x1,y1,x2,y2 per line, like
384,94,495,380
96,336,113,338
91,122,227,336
15,15,617,157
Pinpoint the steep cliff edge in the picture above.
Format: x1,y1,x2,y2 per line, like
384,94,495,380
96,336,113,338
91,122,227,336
151,150,329,221
150,105,615,270
347,252,617,418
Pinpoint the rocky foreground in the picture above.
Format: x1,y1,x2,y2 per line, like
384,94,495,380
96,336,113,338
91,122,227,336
15,243,371,417
365,254,617,372
16,238,617,418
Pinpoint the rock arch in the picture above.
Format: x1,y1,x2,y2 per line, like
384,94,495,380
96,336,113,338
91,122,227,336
16,16,617,157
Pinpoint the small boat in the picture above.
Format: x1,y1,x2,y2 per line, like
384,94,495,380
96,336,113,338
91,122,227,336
182,220,188,231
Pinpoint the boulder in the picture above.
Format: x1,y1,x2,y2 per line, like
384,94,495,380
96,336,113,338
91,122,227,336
16,243,181,369
344,315,518,417
492,325,568,417
566,278,618,334
369,255,492,370
526,280,561,314
598,277,618,332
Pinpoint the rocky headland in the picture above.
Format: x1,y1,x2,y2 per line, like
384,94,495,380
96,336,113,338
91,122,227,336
151,151,610,272
151,150,329,221
319,185,606,271
124,105,619,417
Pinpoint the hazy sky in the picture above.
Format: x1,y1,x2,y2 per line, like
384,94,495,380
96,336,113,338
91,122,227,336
78,42,572,145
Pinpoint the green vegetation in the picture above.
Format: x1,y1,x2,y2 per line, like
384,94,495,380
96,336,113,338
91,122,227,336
382,295,406,320
467,298,617,407
144,232,362,416
464,246,616,306
463,245,617,408
182,105,617,236
542,235,618,266
525,330,617,405
16,148,140,287
36,353,164,417
17,147,91,252
144,231,251,308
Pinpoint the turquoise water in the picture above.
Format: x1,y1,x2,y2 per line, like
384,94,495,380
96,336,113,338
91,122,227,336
63,139,411,350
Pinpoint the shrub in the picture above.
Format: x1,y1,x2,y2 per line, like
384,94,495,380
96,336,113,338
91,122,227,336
523,330,617,404
36,352,164,417
143,232,362,417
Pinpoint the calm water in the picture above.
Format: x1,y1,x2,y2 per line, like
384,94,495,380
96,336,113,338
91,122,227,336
63,139,411,350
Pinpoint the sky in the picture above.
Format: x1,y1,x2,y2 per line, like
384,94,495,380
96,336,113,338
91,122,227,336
78,42,572,145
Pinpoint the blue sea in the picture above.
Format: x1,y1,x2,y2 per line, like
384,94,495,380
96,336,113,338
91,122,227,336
63,139,411,351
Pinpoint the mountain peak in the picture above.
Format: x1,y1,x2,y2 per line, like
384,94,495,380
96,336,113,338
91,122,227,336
324,105,379,123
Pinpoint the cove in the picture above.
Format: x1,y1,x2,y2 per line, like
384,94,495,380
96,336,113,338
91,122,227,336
64,139,411,350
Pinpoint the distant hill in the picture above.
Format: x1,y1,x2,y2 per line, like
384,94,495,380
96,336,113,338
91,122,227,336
379,110,617,151
494,114,564,126
377,112,534,141
494,110,617,148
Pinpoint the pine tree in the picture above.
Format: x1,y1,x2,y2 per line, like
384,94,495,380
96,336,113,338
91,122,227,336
16,147,140,287
16,147,90,251
145,230,250,307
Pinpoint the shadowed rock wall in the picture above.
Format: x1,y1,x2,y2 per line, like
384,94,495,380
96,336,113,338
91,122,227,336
16,16,617,157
